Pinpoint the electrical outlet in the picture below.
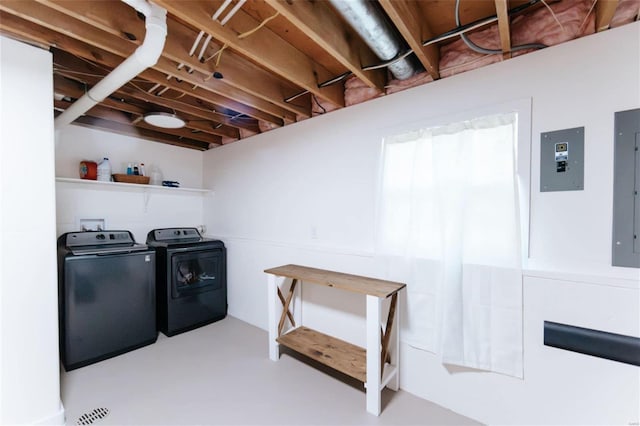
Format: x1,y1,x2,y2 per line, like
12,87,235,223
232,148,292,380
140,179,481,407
78,218,106,231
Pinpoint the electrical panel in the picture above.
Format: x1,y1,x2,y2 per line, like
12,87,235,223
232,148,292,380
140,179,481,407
612,108,640,268
540,127,584,192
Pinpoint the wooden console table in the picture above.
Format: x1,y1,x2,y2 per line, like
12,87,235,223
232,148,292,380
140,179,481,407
264,264,406,416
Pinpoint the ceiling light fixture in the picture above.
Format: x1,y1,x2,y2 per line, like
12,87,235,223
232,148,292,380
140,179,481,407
143,112,186,129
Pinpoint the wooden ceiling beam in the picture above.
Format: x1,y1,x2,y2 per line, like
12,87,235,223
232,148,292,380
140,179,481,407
38,0,311,118
378,0,440,80
53,69,257,140
266,0,386,91
596,0,619,32
152,0,345,108
0,1,288,125
92,98,229,139
54,95,225,145
52,51,241,140
0,10,267,131
494,0,512,59
90,104,223,146
68,115,214,151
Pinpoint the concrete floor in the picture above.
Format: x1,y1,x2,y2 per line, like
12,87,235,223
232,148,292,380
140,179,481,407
61,316,481,425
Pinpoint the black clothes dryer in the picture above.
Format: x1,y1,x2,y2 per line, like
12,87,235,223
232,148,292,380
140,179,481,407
146,228,227,336
57,230,157,371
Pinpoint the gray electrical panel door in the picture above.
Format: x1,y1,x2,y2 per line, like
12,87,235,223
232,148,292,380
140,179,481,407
612,108,640,268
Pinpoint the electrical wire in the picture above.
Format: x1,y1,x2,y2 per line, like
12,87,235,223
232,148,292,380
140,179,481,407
203,11,279,65
238,11,279,40
126,79,256,122
362,49,414,71
455,0,546,55
53,68,110,79
578,0,598,34
540,0,566,33
203,44,228,67
312,95,326,114
423,0,548,47
317,71,352,88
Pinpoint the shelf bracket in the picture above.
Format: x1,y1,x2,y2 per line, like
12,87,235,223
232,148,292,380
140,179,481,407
143,189,150,212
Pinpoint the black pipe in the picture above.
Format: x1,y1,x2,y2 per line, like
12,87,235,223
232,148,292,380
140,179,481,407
544,321,640,367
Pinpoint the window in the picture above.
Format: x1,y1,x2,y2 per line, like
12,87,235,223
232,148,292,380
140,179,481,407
378,113,521,267
375,105,530,378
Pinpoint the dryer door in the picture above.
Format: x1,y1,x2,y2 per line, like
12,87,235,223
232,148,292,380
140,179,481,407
170,249,223,299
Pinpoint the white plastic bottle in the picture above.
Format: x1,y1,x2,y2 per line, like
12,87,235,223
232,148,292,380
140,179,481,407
149,166,163,186
97,157,112,182
139,163,146,176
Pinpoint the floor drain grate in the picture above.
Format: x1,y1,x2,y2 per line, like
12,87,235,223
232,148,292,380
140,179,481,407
76,407,109,425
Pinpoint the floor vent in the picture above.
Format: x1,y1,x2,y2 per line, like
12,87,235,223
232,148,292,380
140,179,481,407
77,407,109,425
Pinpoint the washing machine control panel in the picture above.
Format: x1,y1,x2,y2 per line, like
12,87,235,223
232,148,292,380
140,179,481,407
151,228,202,242
65,230,136,248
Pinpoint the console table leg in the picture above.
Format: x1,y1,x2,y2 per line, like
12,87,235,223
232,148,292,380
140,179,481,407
267,274,279,361
389,289,402,391
366,295,382,416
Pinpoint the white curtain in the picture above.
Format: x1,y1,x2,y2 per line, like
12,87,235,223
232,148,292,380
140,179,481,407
375,113,523,378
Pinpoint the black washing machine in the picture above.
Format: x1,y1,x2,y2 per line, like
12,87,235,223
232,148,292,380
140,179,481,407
57,230,157,371
147,228,227,336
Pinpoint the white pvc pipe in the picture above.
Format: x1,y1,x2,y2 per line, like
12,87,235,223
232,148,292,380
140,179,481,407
220,0,246,26
198,34,213,61
55,0,167,128
188,31,205,57
212,0,232,21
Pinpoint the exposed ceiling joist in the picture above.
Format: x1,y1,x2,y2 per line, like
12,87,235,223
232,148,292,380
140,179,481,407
153,0,346,108
54,79,225,146
58,88,229,143
0,0,287,125
494,0,512,59
266,0,386,91
71,115,213,150
97,97,232,141
378,0,440,80
52,54,241,141
2,0,637,151
38,0,311,119
596,0,620,31
79,103,224,145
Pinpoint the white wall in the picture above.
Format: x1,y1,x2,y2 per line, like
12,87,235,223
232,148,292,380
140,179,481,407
0,36,64,425
55,125,203,188
55,125,205,243
202,23,640,425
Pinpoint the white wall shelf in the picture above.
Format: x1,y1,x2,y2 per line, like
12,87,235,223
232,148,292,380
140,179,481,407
55,177,211,194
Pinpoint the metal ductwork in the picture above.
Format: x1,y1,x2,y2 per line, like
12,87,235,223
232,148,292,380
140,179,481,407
329,0,419,80
55,0,167,128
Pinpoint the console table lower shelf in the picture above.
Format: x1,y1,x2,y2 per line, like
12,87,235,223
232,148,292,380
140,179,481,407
265,264,406,416
277,326,367,382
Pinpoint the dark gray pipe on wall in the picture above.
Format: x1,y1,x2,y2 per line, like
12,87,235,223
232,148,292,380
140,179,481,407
544,321,640,367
